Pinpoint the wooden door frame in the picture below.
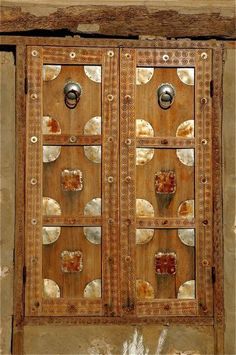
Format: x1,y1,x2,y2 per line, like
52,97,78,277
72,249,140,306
1,36,223,354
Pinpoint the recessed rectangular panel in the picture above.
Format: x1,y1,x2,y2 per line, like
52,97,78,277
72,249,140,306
135,67,194,138
136,149,195,218
43,65,102,136
42,227,101,298
135,229,195,299
43,146,101,218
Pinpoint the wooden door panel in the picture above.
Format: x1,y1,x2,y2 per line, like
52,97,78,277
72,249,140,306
136,148,195,218
136,67,194,138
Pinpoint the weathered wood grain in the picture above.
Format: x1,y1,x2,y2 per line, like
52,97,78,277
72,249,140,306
0,5,235,38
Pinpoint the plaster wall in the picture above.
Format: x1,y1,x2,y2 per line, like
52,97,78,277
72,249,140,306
0,47,235,355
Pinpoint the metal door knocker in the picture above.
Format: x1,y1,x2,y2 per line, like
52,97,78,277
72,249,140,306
64,81,82,109
157,83,176,109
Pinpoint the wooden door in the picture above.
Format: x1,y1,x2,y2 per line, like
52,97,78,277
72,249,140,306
25,45,213,319
119,48,213,317
25,46,119,316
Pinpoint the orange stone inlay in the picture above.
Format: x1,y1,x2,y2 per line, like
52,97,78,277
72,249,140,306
155,171,176,194
155,252,176,275
61,250,83,273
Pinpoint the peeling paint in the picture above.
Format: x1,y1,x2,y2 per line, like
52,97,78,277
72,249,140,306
88,337,113,355
77,23,100,33
123,329,149,355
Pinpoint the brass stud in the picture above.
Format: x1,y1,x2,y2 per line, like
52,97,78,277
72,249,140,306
30,136,38,143
201,97,208,104
125,256,131,262
202,219,208,226
202,259,209,267
161,139,168,145
108,218,114,224
125,53,131,59
125,138,131,146
31,93,38,100
125,94,132,101
201,139,208,145
163,54,169,62
31,218,37,225
108,136,114,143
30,178,37,185
107,50,114,57
107,94,114,101
31,50,38,57
108,176,114,183
69,52,76,59
69,135,77,143
201,52,208,60
201,177,207,184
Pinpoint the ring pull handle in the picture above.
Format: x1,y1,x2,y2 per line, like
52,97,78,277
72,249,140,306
157,83,176,109
64,81,82,109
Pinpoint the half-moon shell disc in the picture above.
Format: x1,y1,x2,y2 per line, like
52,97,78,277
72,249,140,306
136,148,154,166
43,146,61,163
136,68,154,85
176,148,194,166
84,226,101,244
177,68,194,86
178,199,194,219
136,119,154,137
136,229,154,244
84,66,101,83
177,280,195,299
43,197,61,216
43,279,60,298
84,279,101,298
42,226,61,245
136,279,154,299
178,228,195,247
84,198,101,216
84,116,101,135
136,199,154,217
42,116,61,135
43,65,61,81
176,120,194,138
84,146,101,164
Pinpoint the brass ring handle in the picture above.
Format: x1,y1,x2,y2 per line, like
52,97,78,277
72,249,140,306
64,81,82,109
157,83,176,109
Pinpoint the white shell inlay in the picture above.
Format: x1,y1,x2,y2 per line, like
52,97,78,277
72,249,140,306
136,119,154,165
43,146,61,163
84,66,101,83
136,68,154,85
43,65,61,81
136,199,154,217
178,199,194,219
84,198,101,216
43,197,61,216
178,228,195,247
177,68,195,86
84,116,102,164
84,226,101,244
176,120,194,138
176,148,194,166
43,279,60,298
43,226,61,245
136,229,154,245
177,280,195,299
84,279,101,298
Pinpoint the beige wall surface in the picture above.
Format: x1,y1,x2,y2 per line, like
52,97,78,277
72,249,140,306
0,45,235,355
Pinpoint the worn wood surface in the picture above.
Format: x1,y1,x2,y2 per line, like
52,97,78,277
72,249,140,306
0,3,235,38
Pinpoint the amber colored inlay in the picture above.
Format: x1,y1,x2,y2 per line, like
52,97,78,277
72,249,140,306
61,251,83,273
155,171,176,194
154,252,177,275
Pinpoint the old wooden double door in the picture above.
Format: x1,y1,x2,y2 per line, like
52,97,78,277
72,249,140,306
25,45,214,319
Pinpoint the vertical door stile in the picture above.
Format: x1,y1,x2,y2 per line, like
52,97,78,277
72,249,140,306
25,46,43,316
102,48,120,316
120,48,137,316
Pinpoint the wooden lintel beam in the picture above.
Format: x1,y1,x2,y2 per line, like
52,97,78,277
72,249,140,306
0,5,235,39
